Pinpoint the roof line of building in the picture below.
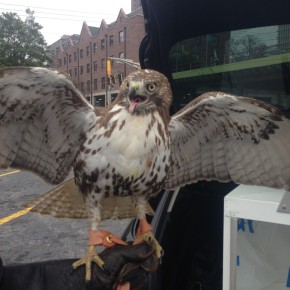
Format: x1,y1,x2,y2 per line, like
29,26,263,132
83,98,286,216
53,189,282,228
48,7,143,48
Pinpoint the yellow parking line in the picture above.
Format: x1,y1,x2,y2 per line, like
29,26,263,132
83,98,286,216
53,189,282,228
0,169,28,224
0,170,21,177
0,207,33,225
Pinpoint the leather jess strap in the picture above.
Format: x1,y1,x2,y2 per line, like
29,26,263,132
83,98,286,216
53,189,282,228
88,230,129,247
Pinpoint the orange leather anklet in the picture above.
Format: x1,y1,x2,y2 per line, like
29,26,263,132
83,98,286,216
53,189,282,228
88,230,128,247
136,218,152,236
117,282,130,290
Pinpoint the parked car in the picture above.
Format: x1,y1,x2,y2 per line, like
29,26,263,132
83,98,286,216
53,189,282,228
125,0,290,289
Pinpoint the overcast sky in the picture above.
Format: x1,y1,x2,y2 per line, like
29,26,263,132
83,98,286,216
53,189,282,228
0,0,132,44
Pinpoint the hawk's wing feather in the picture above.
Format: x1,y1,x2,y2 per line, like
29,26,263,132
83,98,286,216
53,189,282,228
24,178,155,220
0,67,98,184
166,92,290,190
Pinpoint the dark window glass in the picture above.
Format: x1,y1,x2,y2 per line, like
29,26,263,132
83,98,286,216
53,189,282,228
169,25,290,118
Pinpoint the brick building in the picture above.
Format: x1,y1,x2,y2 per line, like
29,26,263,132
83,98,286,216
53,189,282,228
131,0,142,11
48,4,144,107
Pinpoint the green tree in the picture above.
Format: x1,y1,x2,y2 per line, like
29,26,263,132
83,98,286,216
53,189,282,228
0,9,51,67
230,35,267,62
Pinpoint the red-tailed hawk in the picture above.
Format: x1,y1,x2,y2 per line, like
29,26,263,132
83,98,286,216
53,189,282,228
1,67,290,280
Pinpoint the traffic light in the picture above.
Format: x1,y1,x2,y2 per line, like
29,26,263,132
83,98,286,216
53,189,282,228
107,76,112,85
117,72,123,85
106,59,112,76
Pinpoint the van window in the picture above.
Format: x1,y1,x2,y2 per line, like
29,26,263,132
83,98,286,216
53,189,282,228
169,25,290,118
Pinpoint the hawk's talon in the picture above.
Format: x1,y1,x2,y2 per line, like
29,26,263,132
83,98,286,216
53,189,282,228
72,245,104,281
135,231,164,258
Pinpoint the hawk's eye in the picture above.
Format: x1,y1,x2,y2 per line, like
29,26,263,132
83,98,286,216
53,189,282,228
147,83,156,92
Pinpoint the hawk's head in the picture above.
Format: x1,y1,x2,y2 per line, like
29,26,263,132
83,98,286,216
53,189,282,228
119,69,172,114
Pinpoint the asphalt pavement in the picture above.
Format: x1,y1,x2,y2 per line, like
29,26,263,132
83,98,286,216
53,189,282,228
0,169,130,266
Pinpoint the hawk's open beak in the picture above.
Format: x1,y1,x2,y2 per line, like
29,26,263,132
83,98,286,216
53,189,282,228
129,95,147,112
128,82,147,113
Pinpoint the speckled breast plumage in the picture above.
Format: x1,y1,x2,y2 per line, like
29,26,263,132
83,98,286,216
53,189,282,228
74,105,171,201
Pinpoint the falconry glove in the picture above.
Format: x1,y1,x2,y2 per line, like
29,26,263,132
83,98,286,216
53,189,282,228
94,242,159,290
0,242,159,290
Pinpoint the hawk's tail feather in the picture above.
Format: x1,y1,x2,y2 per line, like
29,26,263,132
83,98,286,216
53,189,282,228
23,178,155,220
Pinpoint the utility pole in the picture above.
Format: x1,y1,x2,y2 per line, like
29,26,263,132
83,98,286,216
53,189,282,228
105,34,108,107
90,42,93,105
106,58,112,105
124,26,127,76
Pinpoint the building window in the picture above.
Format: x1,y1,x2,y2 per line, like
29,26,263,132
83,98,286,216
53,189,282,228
87,63,90,73
87,80,91,92
101,39,105,50
64,56,67,65
86,46,90,56
101,58,105,68
69,69,72,76
74,67,77,76
80,66,84,75
109,35,114,46
80,49,83,58
119,52,124,58
80,82,84,92
119,30,124,42
93,43,97,53
94,78,98,90
94,61,98,71
74,52,77,61
101,77,106,89
68,54,72,63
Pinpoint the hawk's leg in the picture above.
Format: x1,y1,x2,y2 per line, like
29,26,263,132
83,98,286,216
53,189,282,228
134,218,164,258
72,201,105,281
72,204,128,281
134,197,164,258
72,228,104,281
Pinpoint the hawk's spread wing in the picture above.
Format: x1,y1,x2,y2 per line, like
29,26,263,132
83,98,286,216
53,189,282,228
0,67,98,184
166,92,290,190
